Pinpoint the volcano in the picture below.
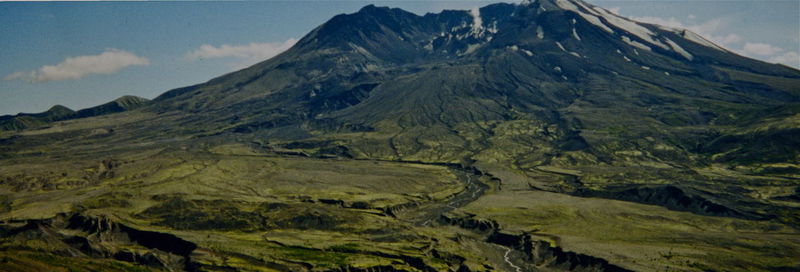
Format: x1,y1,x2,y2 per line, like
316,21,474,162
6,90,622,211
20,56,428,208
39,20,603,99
1,0,799,271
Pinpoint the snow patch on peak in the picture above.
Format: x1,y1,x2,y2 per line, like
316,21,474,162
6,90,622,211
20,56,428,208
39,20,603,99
464,43,481,54
682,30,726,51
522,49,534,56
549,0,619,36
581,14,614,34
508,45,533,56
658,25,680,32
487,21,499,34
622,36,652,51
566,1,615,34
567,0,598,15
349,43,375,58
554,0,579,11
555,41,581,58
590,6,670,51
572,28,581,41
556,42,567,52
664,38,693,61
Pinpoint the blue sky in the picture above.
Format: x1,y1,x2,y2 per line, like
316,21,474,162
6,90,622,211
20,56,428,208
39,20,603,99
1,0,798,115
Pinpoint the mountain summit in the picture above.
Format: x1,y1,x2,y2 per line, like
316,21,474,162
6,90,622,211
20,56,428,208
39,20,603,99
1,1,799,271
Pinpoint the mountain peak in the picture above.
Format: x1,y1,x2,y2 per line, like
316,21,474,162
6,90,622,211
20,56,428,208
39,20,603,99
521,0,588,10
357,4,389,13
47,104,74,114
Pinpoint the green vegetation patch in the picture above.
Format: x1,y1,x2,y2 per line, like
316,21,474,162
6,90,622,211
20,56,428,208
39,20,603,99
78,192,133,210
139,197,261,231
0,195,11,213
138,197,362,232
0,250,156,272
280,246,349,268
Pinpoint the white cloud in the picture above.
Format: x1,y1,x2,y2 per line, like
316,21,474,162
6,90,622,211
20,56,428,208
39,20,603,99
742,42,785,56
3,49,149,83
187,38,297,69
739,43,799,68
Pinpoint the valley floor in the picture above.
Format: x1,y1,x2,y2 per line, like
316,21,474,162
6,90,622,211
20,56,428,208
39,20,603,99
0,142,797,272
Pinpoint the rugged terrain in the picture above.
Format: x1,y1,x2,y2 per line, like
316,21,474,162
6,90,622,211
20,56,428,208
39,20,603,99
1,0,799,271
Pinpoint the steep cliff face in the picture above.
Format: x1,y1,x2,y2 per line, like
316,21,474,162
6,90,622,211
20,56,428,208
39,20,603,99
442,213,633,272
0,213,197,271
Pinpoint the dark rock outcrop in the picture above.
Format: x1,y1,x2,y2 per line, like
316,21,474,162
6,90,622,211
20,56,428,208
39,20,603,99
0,213,197,271
575,185,769,220
488,231,633,272
439,213,499,232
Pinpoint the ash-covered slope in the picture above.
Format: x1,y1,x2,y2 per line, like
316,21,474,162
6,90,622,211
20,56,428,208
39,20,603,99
151,0,799,121
146,0,798,162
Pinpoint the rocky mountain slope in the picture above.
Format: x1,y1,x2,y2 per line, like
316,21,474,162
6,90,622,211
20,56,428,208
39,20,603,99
1,0,798,271
140,0,800,222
